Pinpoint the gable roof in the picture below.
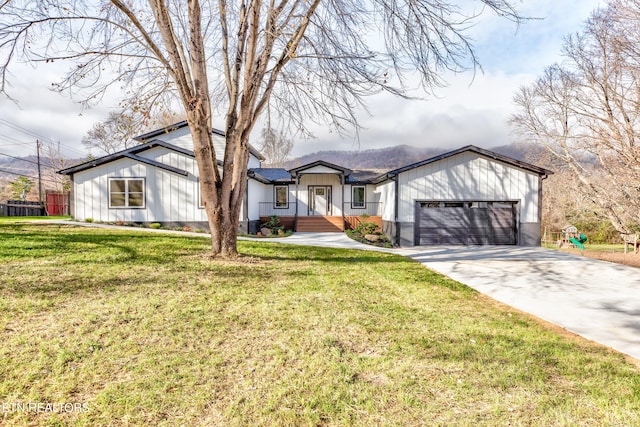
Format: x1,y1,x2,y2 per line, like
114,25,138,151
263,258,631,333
58,139,202,176
134,120,265,161
288,160,353,176
371,145,554,183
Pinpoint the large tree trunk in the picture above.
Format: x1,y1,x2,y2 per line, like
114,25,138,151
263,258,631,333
189,112,250,258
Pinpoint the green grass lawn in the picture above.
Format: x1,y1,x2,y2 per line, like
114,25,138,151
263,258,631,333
1,224,639,426
0,216,71,223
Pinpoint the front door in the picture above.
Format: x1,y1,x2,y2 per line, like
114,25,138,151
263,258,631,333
309,186,331,216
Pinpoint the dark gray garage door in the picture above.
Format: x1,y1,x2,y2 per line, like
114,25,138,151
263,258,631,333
416,201,517,245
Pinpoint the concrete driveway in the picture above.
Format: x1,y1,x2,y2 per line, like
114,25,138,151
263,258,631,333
405,246,640,361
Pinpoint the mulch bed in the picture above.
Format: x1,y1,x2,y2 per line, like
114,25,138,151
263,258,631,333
560,248,640,268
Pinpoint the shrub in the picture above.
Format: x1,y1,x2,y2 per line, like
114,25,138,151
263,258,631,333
353,221,380,236
261,215,284,235
85,218,94,223
150,223,162,229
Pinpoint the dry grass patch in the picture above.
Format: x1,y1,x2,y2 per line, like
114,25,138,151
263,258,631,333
1,224,639,426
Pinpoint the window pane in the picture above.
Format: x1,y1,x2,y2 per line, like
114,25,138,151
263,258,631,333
110,179,126,193
421,202,440,208
275,186,288,207
128,179,144,193
353,186,365,207
128,193,144,207
110,193,126,207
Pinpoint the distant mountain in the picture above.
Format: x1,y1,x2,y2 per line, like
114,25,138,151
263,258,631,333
281,145,447,171
0,155,39,180
279,142,543,172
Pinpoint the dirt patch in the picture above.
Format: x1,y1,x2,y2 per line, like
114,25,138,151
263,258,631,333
560,248,640,268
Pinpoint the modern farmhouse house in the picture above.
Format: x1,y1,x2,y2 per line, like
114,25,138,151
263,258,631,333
60,122,552,247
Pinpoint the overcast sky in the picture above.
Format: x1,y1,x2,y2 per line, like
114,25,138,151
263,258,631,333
0,0,604,160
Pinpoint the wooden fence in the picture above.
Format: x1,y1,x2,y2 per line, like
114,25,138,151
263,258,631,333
0,200,46,217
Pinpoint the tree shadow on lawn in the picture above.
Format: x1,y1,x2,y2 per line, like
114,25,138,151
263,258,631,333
239,241,411,265
0,224,208,265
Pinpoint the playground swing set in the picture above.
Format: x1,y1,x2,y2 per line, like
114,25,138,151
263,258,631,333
556,225,588,249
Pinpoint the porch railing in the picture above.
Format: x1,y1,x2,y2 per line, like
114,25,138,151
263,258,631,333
342,202,381,216
259,202,296,217
259,201,381,217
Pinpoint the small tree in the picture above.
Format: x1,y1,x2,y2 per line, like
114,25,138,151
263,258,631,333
9,176,33,200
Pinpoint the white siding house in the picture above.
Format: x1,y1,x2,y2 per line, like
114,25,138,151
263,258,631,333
60,123,552,246
61,122,265,232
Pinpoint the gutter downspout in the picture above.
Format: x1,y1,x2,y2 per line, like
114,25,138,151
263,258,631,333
341,174,345,231
393,174,400,247
244,176,250,234
69,175,75,218
538,174,549,246
294,174,299,232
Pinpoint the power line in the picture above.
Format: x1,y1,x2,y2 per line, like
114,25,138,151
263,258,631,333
0,153,65,170
0,151,39,165
0,118,88,157
0,168,62,185
0,118,51,141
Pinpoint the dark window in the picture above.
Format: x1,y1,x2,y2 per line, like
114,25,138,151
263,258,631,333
352,186,365,208
420,202,441,208
275,185,288,208
109,178,145,208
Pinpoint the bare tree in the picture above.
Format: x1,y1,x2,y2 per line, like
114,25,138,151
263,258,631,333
42,141,73,193
259,126,293,167
1,0,522,257
82,109,187,155
82,111,140,155
512,1,640,234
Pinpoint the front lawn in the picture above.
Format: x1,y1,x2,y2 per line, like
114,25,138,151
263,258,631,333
0,215,70,223
1,224,639,426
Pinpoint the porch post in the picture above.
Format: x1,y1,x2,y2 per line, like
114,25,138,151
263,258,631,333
294,174,299,232
341,173,345,231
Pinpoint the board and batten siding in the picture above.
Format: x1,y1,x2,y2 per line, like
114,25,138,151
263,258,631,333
397,152,540,223
149,126,262,169
343,184,379,216
72,146,227,223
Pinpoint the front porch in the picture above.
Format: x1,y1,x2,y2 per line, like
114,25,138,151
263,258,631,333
259,202,382,232
252,160,383,233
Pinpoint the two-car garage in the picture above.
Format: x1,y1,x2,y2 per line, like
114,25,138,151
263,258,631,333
374,146,552,247
415,200,518,245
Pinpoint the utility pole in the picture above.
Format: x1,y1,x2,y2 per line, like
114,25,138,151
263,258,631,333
36,139,43,205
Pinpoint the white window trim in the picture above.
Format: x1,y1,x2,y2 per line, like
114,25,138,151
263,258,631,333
108,177,146,209
198,180,204,209
274,185,289,209
352,185,366,209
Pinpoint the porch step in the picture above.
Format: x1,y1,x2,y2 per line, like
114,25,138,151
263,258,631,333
297,216,344,232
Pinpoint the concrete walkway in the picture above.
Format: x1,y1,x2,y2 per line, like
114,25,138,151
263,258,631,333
36,221,640,360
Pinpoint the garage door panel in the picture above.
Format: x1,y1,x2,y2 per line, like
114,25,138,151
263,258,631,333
417,201,516,245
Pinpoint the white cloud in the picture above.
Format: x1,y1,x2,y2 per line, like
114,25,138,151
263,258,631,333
0,0,607,161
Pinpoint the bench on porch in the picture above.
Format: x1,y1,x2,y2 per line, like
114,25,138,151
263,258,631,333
621,232,640,254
